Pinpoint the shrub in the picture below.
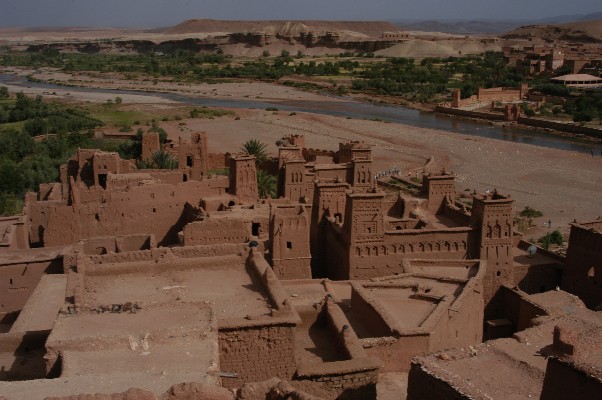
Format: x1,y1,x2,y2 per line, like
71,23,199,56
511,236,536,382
538,230,564,250
519,206,543,218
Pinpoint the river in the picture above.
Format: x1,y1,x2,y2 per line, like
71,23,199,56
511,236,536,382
1,73,601,155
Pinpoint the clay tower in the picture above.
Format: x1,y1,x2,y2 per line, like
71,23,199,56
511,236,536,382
423,171,455,215
228,154,258,199
470,190,514,316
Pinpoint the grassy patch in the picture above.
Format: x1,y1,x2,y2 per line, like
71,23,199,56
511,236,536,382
83,104,150,127
189,108,236,119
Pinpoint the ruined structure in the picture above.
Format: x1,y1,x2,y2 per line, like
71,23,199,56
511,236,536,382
0,132,600,400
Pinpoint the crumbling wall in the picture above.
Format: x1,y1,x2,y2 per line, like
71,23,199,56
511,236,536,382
80,234,154,255
29,179,229,247
270,205,312,280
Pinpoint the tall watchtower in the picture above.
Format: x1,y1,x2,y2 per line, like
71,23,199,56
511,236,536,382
338,141,371,164
343,189,385,246
141,132,160,161
178,132,208,181
423,171,455,215
229,154,258,199
470,190,514,316
281,159,307,201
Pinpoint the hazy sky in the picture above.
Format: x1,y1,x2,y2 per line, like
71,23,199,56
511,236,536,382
0,0,600,27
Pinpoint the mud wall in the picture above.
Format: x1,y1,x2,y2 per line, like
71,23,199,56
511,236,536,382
477,87,522,101
362,335,429,373
406,361,471,400
540,357,602,400
207,153,230,170
183,219,250,246
219,323,297,388
563,223,602,308
346,229,472,280
428,280,483,352
435,105,507,121
501,287,548,333
0,257,63,314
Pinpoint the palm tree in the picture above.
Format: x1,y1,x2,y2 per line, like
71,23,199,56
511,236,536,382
257,170,277,199
150,150,178,169
137,150,178,170
241,139,268,164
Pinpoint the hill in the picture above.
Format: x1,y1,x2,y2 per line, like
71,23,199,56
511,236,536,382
391,12,602,35
502,19,602,43
160,19,402,37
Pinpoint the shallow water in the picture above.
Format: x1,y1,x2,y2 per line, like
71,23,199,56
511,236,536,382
2,73,601,155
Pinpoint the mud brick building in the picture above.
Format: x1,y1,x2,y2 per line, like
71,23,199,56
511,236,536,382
0,132,600,399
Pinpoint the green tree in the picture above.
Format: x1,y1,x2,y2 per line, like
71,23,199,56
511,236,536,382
241,139,268,164
0,130,35,162
0,192,23,216
257,170,277,199
0,86,8,99
0,158,24,194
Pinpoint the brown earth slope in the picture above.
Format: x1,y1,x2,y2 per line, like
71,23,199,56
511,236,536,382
502,19,602,43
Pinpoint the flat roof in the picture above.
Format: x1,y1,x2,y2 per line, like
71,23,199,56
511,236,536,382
0,303,219,400
415,339,546,399
10,275,67,333
47,304,213,344
83,263,272,320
